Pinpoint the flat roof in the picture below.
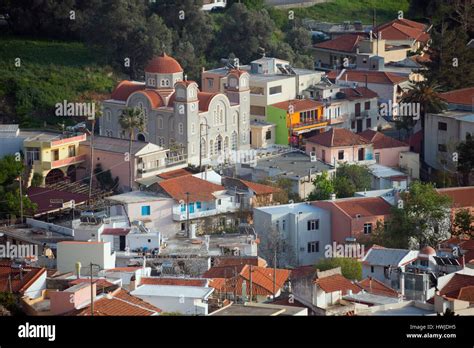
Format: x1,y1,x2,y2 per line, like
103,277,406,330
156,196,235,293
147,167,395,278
210,302,307,316
107,191,171,204
255,202,322,215
131,284,214,299
253,151,333,179
83,135,166,155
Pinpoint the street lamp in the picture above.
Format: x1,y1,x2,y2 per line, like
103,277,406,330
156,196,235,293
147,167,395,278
89,263,102,316
185,192,190,238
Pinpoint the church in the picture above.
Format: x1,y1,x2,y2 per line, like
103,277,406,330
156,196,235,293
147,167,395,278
100,53,251,167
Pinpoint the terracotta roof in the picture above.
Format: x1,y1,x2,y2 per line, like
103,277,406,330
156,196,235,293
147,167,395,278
213,256,268,268
375,18,428,41
340,87,378,100
314,274,361,294
457,286,474,302
110,81,145,101
73,289,161,316
197,92,219,112
140,90,164,108
157,168,193,180
140,277,207,287
228,69,248,77
440,274,474,300
102,228,130,236
27,187,88,216
327,69,408,85
145,53,183,74
436,187,474,209
271,99,323,113
289,265,317,280
211,265,291,297
332,197,393,218
0,266,46,295
69,278,116,290
358,129,408,149
439,87,474,107
358,277,399,297
157,175,224,202
306,128,370,147
314,34,365,53
239,179,280,195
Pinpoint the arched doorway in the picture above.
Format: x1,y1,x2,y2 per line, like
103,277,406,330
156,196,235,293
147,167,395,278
137,133,146,142
45,169,65,185
67,165,77,182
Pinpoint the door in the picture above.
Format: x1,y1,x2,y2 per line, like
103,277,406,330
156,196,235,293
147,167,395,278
119,236,126,251
357,119,363,133
358,148,365,161
355,103,361,117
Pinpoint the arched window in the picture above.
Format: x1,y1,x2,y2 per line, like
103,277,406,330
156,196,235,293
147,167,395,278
215,135,223,153
219,107,224,125
178,122,184,135
214,109,219,125
233,112,238,125
157,117,163,129
200,137,207,158
231,132,238,150
224,136,229,150
209,140,214,156
137,133,146,142
105,110,112,122
158,137,164,147
191,123,195,135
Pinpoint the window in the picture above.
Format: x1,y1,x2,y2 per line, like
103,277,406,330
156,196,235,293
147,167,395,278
363,223,372,234
282,220,286,230
52,149,59,161
68,145,76,157
191,123,195,135
351,121,356,129
265,130,271,140
196,201,201,209
371,266,374,273
105,110,112,122
366,118,371,128
180,203,186,212
217,199,222,205
157,117,163,129
307,241,319,253
375,152,380,163
141,206,151,216
231,132,238,150
438,144,447,152
338,150,344,160
307,219,319,231
364,101,370,110
438,122,447,131
148,78,155,87
207,78,214,89
178,122,184,135
269,86,282,95
275,220,280,230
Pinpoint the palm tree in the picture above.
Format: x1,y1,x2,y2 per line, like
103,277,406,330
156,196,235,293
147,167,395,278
88,102,103,200
401,80,447,162
119,107,145,191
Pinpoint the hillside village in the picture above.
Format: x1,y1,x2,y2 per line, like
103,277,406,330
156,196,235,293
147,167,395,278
0,0,473,318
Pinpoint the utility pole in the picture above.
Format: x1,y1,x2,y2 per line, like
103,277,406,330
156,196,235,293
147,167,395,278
19,175,24,223
273,247,277,299
90,263,94,316
185,192,190,238
249,265,253,303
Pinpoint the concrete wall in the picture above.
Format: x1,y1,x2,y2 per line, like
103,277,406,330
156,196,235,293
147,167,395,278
26,218,74,237
57,241,116,274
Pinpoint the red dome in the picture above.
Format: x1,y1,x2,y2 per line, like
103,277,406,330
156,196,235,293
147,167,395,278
420,246,436,256
145,53,183,74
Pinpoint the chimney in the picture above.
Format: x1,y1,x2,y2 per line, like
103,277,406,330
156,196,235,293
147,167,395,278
330,193,336,201
75,262,82,279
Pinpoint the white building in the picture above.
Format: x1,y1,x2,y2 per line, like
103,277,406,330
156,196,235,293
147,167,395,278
57,241,116,275
131,284,214,315
253,202,331,267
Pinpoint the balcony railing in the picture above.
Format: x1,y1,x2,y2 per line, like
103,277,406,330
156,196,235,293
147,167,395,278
172,203,240,221
291,118,328,131
137,154,188,176
42,154,87,170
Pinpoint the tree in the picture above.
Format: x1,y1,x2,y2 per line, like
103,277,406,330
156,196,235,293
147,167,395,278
88,102,103,199
333,163,371,198
258,224,295,268
307,171,334,201
94,163,119,192
457,134,474,186
452,209,473,238
213,3,276,64
376,182,453,249
315,258,362,281
259,177,300,204
78,0,172,79
119,107,145,191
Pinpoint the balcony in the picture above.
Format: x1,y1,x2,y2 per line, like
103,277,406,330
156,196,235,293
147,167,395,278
291,118,328,133
41,154,87,170
137,154,188,178
172,203,240,221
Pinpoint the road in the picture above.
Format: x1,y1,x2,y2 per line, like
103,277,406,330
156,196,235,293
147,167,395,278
265,0,329,8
